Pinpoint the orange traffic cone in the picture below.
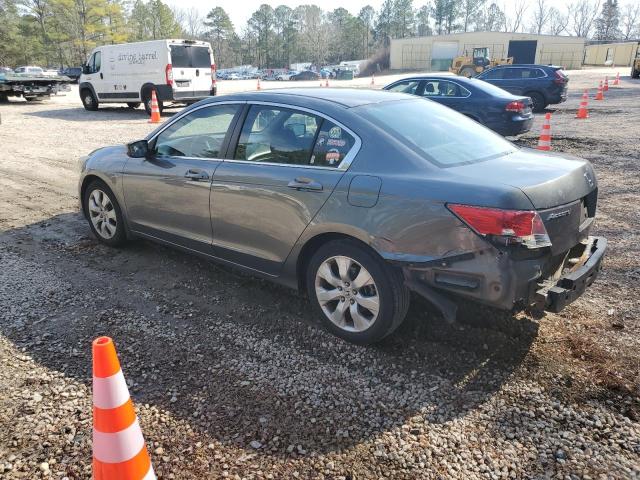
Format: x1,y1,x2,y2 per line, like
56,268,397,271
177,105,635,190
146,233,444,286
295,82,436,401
613,72,619,86
371,74,375,86
148,90,161,124
92,337,155,480
603,76,609,91
537,113,552,151
595,81,604,100
325,78,329,87
257,78,261,90
575,90,589,119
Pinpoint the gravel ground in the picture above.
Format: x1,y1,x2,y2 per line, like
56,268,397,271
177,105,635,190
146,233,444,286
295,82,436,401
0,68,639,479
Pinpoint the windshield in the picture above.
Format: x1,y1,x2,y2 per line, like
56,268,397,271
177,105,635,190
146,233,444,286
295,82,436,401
358,98,517,167
170,45,211,68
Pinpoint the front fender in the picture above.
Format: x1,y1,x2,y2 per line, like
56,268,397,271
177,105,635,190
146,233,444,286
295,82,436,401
78,146,128,218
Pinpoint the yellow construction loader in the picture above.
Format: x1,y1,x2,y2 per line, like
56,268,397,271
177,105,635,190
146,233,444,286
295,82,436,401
449,47,513,77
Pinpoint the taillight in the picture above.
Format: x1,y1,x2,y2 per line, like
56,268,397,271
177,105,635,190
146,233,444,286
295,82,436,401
448,204,551,249
554,70,567,85
505,100,525,113
165,64,173,86
211,63,216,85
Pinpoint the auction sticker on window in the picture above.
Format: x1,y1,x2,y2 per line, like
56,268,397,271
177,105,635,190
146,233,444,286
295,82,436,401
328,126,342,139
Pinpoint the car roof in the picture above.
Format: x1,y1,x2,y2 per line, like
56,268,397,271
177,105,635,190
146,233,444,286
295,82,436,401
205,88,411,108
488,64,562,69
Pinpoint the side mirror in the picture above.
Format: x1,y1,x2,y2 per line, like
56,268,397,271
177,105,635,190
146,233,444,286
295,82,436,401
82,65,91,75
127,140,150,158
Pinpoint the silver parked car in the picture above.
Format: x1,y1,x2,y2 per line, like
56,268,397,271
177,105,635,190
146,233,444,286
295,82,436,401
79,89,606,344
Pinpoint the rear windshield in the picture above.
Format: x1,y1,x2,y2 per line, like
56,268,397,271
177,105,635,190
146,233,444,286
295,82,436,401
357,99,517,167
169,45,211,68
466,77,518,97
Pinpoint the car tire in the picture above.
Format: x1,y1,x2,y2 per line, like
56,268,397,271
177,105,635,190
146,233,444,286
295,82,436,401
81,89,99,111
127,102,141,109
632,68,640,79
306,239,410,345
143,89,163,116
460,66,477,78
84,180,127,247
529,92,546,112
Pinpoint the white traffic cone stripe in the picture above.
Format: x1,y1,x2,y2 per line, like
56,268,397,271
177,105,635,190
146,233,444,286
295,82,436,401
93,369,130,409
142,466,157,480
93,418,145,463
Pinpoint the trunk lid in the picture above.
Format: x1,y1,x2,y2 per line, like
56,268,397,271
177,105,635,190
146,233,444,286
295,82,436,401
450,148,596,209
449,148,598,254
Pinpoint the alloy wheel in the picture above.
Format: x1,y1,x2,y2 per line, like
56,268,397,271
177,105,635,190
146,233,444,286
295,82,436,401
88,189,117,239
314,255,380,332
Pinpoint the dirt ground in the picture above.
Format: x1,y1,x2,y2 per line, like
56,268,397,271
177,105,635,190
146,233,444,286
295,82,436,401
0,68,638,479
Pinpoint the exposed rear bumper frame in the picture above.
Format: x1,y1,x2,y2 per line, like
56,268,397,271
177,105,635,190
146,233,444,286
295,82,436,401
535,236,607,313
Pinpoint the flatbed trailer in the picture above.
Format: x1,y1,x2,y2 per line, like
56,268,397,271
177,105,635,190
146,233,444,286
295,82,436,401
0,73,72,102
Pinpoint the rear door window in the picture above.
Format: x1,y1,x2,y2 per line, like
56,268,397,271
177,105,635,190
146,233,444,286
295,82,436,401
387,80,421,95
234,105,355,168
422,80,470,97
234,106,319,165
191,47,211,68
311,121,355,168
480,68,505,80
170,45,211,68
503,68,523,79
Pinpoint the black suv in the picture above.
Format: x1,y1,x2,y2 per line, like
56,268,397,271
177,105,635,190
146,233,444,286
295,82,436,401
476,64,568,112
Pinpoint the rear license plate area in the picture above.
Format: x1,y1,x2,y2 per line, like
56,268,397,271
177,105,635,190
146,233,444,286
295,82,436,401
176,80,191,87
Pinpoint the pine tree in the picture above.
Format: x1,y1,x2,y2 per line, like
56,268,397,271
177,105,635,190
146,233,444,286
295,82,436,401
595,0,621,40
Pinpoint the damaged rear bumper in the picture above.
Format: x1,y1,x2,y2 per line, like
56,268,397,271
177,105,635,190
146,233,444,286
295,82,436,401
535,236,607,313
395,235,607,319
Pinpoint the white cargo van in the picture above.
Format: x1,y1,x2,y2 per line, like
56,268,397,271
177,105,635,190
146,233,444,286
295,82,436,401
79,39,216,114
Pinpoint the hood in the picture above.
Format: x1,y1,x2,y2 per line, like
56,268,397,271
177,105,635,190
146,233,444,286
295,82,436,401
449,147,597,209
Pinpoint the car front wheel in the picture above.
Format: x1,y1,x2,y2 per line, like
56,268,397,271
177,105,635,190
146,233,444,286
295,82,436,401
84,180,127,247
81,89,99,111
306,240,410,344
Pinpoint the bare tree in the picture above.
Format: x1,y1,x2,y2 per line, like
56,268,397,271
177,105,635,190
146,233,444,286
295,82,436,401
531,0,552,34
547,6,568,34
184,7,204,39
568,0,602,37
504,0,527,32
170,6,204,38
620,2,640,39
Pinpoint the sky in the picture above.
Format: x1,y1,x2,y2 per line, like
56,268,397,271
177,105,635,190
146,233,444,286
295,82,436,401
163,0,576,29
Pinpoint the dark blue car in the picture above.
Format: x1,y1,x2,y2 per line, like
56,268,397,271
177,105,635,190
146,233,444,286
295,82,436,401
475,64,569,112
383,75,533,136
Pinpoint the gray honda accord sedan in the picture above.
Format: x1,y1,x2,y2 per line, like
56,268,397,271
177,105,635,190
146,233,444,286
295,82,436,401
79,88,606,344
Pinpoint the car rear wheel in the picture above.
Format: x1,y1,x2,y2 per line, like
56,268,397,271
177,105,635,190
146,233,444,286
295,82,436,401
84,180,127,247
81,89,99,111
529,92,546,112
306,240,410,344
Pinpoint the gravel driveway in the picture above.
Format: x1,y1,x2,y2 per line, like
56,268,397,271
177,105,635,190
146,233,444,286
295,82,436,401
0,68,638,479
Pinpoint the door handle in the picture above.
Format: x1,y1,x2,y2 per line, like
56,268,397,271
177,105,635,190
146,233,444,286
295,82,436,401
287,177,322,191
100,73,103,79
184,169,209,181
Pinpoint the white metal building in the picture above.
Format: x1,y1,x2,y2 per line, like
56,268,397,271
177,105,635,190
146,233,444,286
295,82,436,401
583,41,640,66
390,32,586,71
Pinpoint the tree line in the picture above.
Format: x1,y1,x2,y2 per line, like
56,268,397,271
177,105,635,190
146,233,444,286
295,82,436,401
1,0,638,69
